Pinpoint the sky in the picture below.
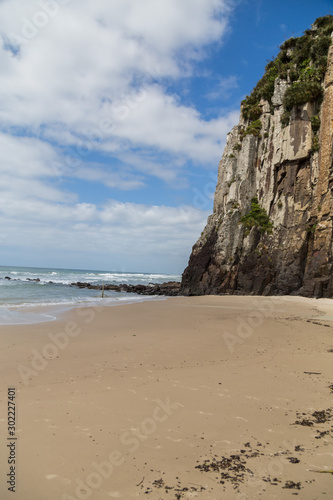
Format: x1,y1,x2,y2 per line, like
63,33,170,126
0,0,332,274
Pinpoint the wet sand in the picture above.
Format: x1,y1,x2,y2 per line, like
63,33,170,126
0,295,332,499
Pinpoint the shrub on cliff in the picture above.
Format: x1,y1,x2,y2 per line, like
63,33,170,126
240,119,262,139
314,14,333,29
240,197,273,236
283,80,323,111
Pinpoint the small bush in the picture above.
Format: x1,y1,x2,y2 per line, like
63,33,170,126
240,197,273,235
283,81,323,111
241,120,262,138
293,36,312,66
311,115,320,134
233,143,242,152
281,111,290,128
300,66,323,83
289,69,300,82
316,55,328,75
312,135,320,152
280,37,297,51
322,24,333,36
311,36,332,61
300,57,311,70
313,15,333,29
279,49,291,64
242,102,262,122
265,59,276,72
259,66,279,101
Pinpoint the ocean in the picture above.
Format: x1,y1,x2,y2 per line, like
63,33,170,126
0,265,181,325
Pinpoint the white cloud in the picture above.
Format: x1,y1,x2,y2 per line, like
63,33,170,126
0,0,237,166
0,193,209,271
0,0,237,271
73,166,145,190
0,133,56,177
104,86,240,163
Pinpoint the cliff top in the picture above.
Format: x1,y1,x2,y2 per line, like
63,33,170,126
241,15,333,126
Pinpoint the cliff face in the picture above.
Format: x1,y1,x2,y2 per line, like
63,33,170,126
182,18,333,298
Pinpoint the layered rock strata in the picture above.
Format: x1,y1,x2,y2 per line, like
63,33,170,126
182,27,333,298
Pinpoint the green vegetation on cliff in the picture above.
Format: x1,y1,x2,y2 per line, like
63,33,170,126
240,119,262,139
241,15,333,132
240,197,273,236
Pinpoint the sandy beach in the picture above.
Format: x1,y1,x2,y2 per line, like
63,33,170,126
0,295,332,500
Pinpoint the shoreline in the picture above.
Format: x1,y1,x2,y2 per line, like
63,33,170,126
0,294,168,326
0,295,332,499
1,290,332,327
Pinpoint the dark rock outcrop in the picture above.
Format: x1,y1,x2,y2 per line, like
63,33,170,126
71,281,181,296
182,18,333,298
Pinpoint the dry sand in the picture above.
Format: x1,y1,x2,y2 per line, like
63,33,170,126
0,295,332,500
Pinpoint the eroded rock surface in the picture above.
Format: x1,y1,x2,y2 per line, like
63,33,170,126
182,32,333,298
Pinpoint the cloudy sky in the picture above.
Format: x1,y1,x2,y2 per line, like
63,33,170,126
0,0,331,273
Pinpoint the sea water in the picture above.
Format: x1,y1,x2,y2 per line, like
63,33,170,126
0,266,181,325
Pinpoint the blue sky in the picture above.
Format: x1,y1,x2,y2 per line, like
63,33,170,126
0,0,332,274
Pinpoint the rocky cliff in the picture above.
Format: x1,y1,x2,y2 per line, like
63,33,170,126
182,16,333,298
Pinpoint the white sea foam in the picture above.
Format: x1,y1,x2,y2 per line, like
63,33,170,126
0,264,178,325
0,295,166,325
